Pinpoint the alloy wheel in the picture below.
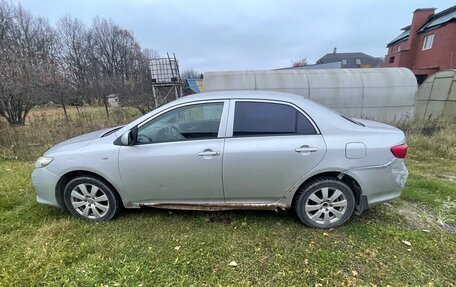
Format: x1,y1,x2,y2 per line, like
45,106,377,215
70,183,110,219
305,187,348,225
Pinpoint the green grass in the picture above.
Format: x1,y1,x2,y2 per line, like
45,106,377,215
0,111,455,286
403,174,455,206
0,159,455,286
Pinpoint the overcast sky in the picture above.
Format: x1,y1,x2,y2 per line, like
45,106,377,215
19,0,455,72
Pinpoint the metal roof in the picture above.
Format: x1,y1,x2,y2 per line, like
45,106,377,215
316,52,383,68
387,29,410,46
418,7,456,32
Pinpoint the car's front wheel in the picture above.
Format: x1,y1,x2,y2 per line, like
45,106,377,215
63,176,121,221
294,177,355,228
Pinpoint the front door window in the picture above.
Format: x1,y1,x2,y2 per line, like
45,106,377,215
137,103,224,144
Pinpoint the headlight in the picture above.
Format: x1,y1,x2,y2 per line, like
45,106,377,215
35,156,54,168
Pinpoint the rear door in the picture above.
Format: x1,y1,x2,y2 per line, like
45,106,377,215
222,100,326,203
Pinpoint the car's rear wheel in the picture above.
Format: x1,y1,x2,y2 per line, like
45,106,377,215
63,176,121,221
294,177,355,228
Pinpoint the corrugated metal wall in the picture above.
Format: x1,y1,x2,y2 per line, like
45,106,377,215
204,68,418,122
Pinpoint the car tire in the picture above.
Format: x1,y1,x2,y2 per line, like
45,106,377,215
294,177,355,229
63,176,121,221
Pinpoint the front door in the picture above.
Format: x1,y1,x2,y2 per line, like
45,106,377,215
118,101,228,203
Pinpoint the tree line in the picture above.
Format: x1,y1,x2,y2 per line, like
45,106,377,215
0,0,160,125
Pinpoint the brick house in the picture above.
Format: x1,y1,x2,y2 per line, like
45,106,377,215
384,5,456,84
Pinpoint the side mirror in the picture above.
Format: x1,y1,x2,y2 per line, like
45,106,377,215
117,127,138,146
120,131,131,146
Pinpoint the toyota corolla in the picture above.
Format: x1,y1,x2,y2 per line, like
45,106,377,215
32,91,408,228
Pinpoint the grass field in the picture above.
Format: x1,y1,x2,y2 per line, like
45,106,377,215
0,108,455,286
0,106,141,161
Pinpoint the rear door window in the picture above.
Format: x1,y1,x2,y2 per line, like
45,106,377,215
233,101,317,137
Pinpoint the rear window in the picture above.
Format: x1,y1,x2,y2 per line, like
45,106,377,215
233,102,317,137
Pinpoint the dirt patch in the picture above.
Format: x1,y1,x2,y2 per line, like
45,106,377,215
436,174,456,182
206,216,234,225
386,201,455,233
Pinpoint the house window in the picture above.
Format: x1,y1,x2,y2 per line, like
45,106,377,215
389,56,395,63
422,34,434,50
342,59,347,65
356,59,361,65
397,45,401,52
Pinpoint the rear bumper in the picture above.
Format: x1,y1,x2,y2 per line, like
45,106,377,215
343,158,408,208
32,167,60,207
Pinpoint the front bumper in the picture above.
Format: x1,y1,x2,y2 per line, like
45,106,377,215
32,167,60,207
343,159,408,207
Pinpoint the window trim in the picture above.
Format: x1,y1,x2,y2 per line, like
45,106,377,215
131,100,229,145
422,34,434,50
225,99,320,138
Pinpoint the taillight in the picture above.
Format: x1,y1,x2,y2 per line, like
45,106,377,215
391,144,408,158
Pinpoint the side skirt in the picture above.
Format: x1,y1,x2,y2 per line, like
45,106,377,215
138,202,289,212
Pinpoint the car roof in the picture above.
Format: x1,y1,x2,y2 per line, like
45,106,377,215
174,90,309,105
172,90,339,120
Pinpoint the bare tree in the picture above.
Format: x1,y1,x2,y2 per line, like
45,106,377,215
123,49,155,114
57,16,92,103
181,68,202,81
0,1,59,124
291,58,309,67
90,18,158,114
1,2,160,124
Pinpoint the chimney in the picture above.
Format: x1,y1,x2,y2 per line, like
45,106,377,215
333,47,337,54
407,8,435,49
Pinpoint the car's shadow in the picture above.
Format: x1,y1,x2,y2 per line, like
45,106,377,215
120,205,301,225
40,201,400,229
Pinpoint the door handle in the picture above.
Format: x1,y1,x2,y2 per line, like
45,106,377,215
295,146,318,153
198,149,220,157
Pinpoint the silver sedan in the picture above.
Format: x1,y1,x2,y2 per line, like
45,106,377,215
32,91,408,228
